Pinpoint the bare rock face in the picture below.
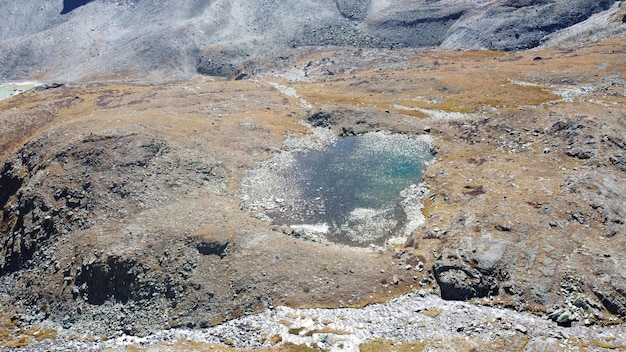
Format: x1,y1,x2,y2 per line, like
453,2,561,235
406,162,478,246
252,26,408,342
433,258,501,301
361,1,468,47
336,0,371,20
592,279,626,318
0,131,175,274
0,0,621,81
441,0,618,50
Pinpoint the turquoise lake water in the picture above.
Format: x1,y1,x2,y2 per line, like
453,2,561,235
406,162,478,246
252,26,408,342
0,83,38,100
271,133,432,245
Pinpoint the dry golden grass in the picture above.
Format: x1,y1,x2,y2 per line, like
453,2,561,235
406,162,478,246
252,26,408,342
2,336,32,348
359,333,531,352
287,38,626,120
123,339,326,352
420,307,443,318
0,317,58,348
359,338,428,352
590,339,626,350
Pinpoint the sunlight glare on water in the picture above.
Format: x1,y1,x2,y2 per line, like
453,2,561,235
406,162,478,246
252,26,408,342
269,132,432,245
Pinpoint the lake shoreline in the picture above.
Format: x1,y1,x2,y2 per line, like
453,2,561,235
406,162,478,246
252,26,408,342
0,82,41,100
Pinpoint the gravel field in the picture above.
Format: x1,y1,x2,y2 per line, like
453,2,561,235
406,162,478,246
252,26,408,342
15,291,626,351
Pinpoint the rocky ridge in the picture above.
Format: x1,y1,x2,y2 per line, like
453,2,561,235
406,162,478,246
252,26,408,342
1,0,626,81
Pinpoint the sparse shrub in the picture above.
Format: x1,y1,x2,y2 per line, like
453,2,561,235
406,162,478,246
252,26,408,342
270,334,283,345
3,336,32,348
288,327,305,335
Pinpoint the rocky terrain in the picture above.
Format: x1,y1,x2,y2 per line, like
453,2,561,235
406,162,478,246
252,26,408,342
1,0,626,81
1,0,626,351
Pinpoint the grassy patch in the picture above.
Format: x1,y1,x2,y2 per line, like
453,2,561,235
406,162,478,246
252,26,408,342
420,307,443,318
591,339,626,349
288,327,306,335
2,336,32,348
21,326,58,341
304,327,351,336
360,338,427,352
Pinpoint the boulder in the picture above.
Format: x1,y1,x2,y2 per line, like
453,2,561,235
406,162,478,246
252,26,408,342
523,337,563,352
471,235,508,272
433,253,500,300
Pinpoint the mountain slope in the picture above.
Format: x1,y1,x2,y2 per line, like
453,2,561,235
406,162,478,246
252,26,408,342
0,0,624,81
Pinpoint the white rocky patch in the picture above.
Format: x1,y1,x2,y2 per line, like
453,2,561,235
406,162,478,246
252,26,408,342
290,223,329,233
57,291,626,351
393,104,480,120
509,79,602,104
266,81,312,108
399,183,428,236
340,207,398,244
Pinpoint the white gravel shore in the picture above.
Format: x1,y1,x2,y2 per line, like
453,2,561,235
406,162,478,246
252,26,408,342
19,291,626,351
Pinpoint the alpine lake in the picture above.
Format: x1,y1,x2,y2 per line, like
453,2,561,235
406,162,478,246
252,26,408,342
243,131,433,246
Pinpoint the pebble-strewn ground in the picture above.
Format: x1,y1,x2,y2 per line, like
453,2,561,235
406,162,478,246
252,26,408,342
15,292,626,351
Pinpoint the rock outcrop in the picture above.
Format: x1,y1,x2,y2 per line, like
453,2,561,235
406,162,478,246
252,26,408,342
433,236,507,301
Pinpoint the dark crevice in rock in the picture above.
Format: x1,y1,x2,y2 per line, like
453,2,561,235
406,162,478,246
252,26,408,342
463,185,485,197
591,284,626,318
609,155,626,172
191,238,229,259
0,193,56,274
0,161,22,210
433,262,500,301
306,111,334,128
74,256,141,305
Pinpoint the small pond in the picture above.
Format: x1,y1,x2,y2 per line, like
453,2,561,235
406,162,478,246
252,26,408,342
0,82,39,101
242,131,433,246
